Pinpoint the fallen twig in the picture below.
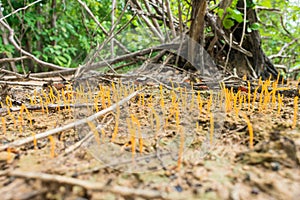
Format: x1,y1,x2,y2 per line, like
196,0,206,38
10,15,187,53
0,103,101,114
62,117,114,156
8,170,165,199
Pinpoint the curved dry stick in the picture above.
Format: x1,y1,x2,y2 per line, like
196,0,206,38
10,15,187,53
0,90,140,152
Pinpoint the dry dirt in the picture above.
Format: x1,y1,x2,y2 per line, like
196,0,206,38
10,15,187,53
0,69,300,200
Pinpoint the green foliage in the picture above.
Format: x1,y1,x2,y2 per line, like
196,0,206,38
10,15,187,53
217,1,244,29
0,0,115,71
256,0,300,78
0,0,298,78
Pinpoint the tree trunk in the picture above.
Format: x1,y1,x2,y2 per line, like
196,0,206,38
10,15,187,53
189,0,278,79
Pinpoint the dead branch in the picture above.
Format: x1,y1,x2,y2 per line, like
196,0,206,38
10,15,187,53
130,0,164,42
8,170,165,199
62,117,113,156
0,103,101,114
76,0,130,54
0,90,140,152
77,43,180,75
165,0,176,38
255,6,281,13
0,56,29,63
269,38,298,59
206,12,253,57
0,80,42,86
29,68,77,78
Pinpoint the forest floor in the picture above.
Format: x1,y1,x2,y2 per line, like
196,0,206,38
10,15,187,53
0,66,300,200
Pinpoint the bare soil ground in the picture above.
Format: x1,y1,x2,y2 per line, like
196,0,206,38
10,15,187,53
0,68,299,200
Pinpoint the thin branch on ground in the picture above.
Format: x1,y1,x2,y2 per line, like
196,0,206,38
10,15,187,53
62,117,114,156
0,103,103,114
0,80,42,86
8,170,165,199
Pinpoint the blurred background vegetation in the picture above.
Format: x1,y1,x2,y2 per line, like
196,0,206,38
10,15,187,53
0,0,299,78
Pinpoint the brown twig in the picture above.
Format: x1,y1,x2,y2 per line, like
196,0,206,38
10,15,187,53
206,12,253,57
0,103,102,114
62,117,114,156
8,170,165,199
0,56,29,63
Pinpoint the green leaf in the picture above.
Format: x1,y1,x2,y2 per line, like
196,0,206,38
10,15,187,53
217,9,224,19
223,18,235,29
250,22,260,30
231,9,243,23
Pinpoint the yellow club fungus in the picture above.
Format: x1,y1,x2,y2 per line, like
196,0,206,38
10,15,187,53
87,121,101,144
292,96,298,129
48,136,56,158
111,104,120,142
242,113,253,149
247,81,251,111
177,126,184,170
210,112,214,144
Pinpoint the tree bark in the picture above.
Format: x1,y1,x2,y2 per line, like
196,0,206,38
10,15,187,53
188,1,206,64
190,0,278,79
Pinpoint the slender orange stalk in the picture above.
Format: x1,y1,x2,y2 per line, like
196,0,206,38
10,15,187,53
152,108,160,137
197,91,203,115
277,93,283,115
159,85,165,111
177,126,184,170
191,83,195,110
242,113,253,149
106,88,111,107
32,132,37,149
111,105,120,142
94,95,99,112
87,121,101,144
48,136,55,158
7,148,11,163
126,118,136,160
252,86,259,111
247,81,251,111
210,113,214,144
131,114,143,154
207,92,213,113
292,96,298,129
